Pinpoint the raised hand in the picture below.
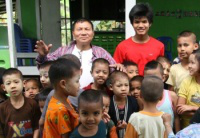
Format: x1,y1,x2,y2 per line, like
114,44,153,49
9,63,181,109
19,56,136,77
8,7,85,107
34,40,52,57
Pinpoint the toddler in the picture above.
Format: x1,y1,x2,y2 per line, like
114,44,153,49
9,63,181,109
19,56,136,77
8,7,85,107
24,78,41,99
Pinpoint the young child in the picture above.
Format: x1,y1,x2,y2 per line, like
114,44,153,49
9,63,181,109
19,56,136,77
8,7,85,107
108,71,139,138
123,61,139,80
101,91,118,138
39,61,54,89
144,60,180,132
43,58,81,138
24,78,41,99
83,58,111,96
0,67,7,103
125,76,166,138
0,68,41,138
157,56,171,89
166,31,198,93
69,89,106,138
177,49,200,128
130,75,144,110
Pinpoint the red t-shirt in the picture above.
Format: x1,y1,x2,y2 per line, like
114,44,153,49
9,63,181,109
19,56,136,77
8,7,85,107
114,37,164,75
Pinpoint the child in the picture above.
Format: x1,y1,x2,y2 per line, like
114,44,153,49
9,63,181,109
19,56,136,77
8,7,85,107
69,89,106,138
0,68,41,138
130,75,144,110
36,87,52,113
144,60,180,132
157,56,171,89
114,3,164,76
24,78,41,99
83,58,111,96
125,76,166,138
108,71,139,138
166,31,198,93
177,49,200,128
101,91,118,138
0,67,7,103
39,61,54,89
43,58,81,138
123,61,139,80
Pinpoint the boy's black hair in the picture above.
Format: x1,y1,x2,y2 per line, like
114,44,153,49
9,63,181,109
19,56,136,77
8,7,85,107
91,58,110,72
129,3,153,24
0,67,6,84
144,60,164,76
109,70,129,85
101,90,110,99
36,88,52,101
25,78,42,89
49,58,80,85
130,75,144,83
72,18,94,31
39,61,54,69
177,30,196,43
122,60,138,68
78,89,103,108
156,56,171,65
141,75,163,103
192,48,200,73
59,54,81,68
2,68,23,82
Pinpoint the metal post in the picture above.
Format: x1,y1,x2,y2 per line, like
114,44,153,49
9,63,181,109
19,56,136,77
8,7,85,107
6,0,17,67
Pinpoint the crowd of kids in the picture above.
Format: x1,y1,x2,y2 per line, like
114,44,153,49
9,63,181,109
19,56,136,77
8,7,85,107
1,2,200,138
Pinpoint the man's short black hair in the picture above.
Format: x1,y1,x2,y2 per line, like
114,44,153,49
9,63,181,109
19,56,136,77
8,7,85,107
78,89,103,108
141,75,163,103
72,18,94,31
129,3,153,24
144,60,164,76
2,68,23,82
49,58,80,85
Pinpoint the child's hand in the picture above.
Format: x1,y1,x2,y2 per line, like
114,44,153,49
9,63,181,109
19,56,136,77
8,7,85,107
117,120,127,130
161,113,171,126
176,104,194,114
102,112,110,123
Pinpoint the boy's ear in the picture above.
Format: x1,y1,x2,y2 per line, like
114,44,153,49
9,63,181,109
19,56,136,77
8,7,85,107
149,23,152,27
23,80,27,87
1,84,5,91
194,43,199,50
80,68,83,75
109,84,113,91
59,79,67,89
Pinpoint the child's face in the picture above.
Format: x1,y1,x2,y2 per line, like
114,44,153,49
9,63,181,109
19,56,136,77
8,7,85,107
64,70,81,97
79,101,103,130
3,74,23,97
110,76,129,98
24,81,40,99
130,80,141,99
160,62,171,82
39,66,51,88
103,96,110,113
91,63,109,85
177,36,198,60
189,54,199,76
132,17,151,36
39,100,45,113
126,65,138,80
144,67,164,81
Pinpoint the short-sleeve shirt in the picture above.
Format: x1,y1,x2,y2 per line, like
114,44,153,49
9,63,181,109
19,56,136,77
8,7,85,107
0,97,41,138
43,96,79,138
69,121,106,138
166,63,189,93
178,76,200,127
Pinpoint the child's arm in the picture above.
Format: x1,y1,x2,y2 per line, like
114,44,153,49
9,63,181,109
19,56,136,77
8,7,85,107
170,91,180,132
177,97,199,116
33,129,39,138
